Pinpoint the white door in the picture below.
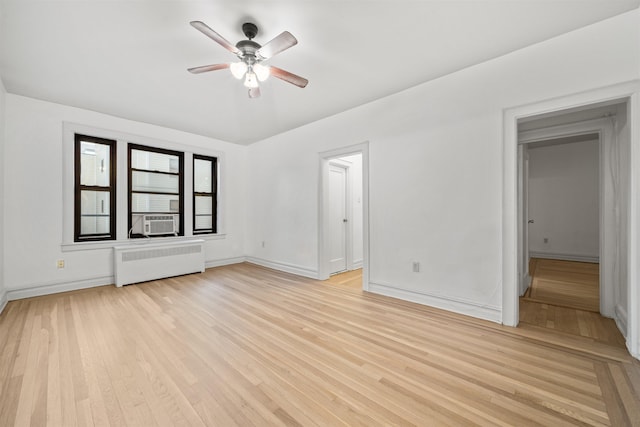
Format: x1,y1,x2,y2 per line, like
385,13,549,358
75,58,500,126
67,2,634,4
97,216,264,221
329,164,347,274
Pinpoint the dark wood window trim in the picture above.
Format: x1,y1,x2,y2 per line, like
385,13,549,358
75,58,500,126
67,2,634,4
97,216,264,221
193,154,218,235
74,134,117,242
127,143,184,238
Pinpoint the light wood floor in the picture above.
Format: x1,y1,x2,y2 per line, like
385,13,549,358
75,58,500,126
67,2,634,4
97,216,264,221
520,258,626,348
525,258,600,312
325,268,362,289
1,263,639,426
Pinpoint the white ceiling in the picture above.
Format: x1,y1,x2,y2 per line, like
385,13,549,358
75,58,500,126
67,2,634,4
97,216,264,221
1,1,638,144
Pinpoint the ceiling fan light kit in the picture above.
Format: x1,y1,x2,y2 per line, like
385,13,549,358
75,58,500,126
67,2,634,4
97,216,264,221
188,20,308,98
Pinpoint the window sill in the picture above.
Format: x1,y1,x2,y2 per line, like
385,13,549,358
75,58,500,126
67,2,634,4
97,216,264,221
61,233,227,252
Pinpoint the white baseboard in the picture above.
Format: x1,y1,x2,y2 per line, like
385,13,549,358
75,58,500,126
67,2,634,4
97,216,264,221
0,290,8,315
529,251,599,263
246,257,318,279
351,259,363,270
7,275,114,301
615,304,628,338
205,256,247,269
368,281,501,324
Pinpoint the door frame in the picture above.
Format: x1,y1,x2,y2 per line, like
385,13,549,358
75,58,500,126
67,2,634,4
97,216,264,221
502,80,640,359
318,142,369,290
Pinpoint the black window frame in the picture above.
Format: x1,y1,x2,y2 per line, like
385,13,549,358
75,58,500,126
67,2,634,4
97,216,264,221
193,154,218,235
128,143,184,238
74,134,117,242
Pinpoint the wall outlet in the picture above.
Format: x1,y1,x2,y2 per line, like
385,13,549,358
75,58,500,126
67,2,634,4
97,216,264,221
412,262,420,273
56,259,65,269
543,237,549,244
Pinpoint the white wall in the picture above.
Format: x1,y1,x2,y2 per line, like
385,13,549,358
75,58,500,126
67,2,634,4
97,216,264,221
3,95,247,296
527,140,600,261
245,10,640,322
0,77,6,312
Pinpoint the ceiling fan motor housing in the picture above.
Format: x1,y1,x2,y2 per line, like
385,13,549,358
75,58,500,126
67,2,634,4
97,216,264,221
242,22,258,40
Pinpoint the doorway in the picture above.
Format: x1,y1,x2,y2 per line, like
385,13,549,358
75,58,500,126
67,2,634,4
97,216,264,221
521,135,601,313
502,82,639,357
318,143,369,290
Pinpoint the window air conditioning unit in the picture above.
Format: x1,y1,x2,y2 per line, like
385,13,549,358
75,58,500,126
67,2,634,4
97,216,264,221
143,215,177,236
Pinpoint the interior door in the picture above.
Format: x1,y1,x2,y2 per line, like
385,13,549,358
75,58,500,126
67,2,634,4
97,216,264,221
329,164,347,274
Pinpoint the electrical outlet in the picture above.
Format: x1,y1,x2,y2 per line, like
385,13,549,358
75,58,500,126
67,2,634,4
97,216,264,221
412,262,420,273
56,259,65,269
543,237,549,244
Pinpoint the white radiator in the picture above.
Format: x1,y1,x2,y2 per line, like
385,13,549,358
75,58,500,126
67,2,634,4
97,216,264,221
113,239,205,287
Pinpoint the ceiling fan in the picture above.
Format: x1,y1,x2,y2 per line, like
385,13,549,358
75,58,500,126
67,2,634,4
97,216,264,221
188,21,309,98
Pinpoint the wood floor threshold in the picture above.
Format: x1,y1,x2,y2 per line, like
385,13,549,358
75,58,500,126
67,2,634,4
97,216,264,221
1,262,638,426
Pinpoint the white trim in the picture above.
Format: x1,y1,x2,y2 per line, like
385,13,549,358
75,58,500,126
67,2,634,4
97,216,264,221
318,142,370,291
352,259,363,270
615,304,628,338
7,275,113,301
246,257,318,279
61,233,227,252
0,291,8,315
529,251,599,263
368,282,501,323
502,81,640,361
205,256,246,269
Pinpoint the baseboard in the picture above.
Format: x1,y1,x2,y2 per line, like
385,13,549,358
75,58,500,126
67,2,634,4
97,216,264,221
205,256,247,269
351,259,363,270
246,257,318,279
368,281,501,324
529,251,599,263
4,257,247,302
7,276,114,301
615,304,628,338
0,290,8,315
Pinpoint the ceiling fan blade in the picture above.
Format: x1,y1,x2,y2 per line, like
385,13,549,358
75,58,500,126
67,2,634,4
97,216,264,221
257,31,297,59
187,63,230,74
269,66,308,88
190,21,239,55
248,87,261,98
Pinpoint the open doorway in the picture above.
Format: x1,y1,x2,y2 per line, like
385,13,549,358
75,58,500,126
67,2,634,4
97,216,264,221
318,143,369,290
503,89,635,352
522,134,601,314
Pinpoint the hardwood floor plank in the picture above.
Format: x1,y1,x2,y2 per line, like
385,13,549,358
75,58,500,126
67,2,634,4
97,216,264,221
1,262,639,426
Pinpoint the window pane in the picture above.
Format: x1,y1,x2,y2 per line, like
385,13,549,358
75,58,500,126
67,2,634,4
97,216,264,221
194,158,212,193
80,141,110,186
195,216,213,230
131,149,179,173
81,216,110,235
132,171,179,193
132,193,179,213
81,190,110,215
195,196,212,215
80,190,110,235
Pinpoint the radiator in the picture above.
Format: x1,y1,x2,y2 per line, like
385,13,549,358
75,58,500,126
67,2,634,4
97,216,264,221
113,239,205,287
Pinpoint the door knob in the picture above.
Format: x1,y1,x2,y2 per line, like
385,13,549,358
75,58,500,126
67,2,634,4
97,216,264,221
343,219,348,223
528,219,534,224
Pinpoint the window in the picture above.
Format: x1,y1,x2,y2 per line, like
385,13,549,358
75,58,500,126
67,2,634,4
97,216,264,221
128,144,184,238
193,155,217,234
74,134,116,241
